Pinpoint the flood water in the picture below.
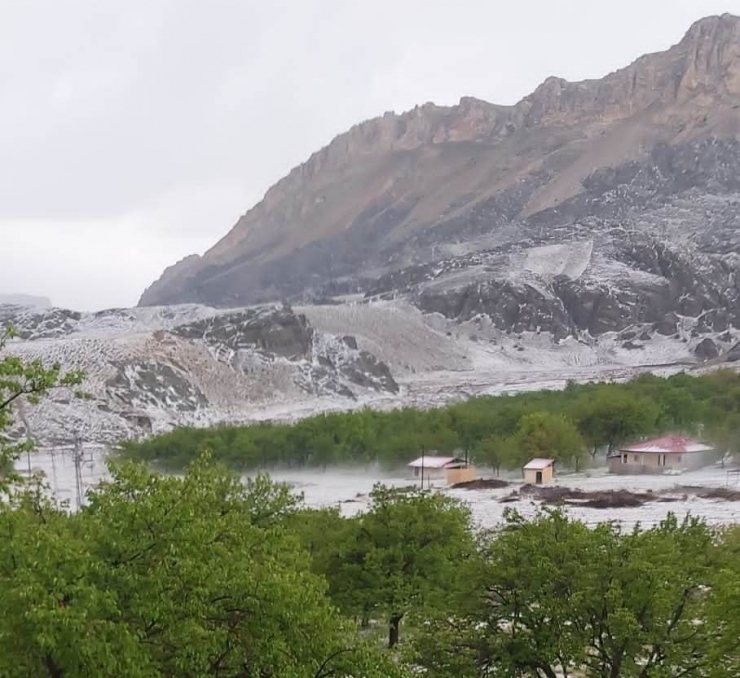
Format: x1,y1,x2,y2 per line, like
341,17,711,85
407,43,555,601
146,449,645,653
16,447,740,529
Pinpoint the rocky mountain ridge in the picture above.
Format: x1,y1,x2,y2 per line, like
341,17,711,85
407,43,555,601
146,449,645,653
140,13,740,328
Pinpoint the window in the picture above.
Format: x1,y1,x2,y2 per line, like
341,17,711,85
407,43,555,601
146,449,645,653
633,455,639,463
622,454,627,464
677,455,682,463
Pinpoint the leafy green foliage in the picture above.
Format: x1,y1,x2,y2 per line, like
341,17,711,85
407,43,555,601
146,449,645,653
297,485,474,649
0,460,407,678
475,434,515,475
414,509,734,678
5,318,740,676
120,370,740,472
0,326,85,484
508,411,585,470
576,390,660,455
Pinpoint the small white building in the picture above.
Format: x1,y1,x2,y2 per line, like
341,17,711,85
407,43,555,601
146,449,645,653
408,456,475,487
523,458,555,485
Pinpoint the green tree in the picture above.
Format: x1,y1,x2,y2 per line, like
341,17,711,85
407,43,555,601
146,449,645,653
513,411,585,470
475,434,516,476
325,485,474,649
0,459,406,678
707,525,740,676
706,413,740,466
415,509,723,678
119,371,740,473
0,326,85,484
447,405,493,465
577,391,659,458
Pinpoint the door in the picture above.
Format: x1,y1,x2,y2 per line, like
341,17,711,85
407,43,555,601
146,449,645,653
536,471,543,484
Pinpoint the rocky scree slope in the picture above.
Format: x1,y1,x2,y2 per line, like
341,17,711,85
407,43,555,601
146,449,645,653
140,14,740,352
0,303,397,445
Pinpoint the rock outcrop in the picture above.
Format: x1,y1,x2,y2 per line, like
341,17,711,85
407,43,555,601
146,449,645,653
0,303,398,445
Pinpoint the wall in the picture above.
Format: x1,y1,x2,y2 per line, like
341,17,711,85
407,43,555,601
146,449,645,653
410,467,446,483
446,466,476,486
523,465,554,484
608,451,709,475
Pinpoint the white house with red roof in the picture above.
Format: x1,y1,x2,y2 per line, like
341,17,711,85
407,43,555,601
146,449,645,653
608,435,715,474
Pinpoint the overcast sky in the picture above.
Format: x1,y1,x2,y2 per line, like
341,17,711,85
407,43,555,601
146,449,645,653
1,0,737,311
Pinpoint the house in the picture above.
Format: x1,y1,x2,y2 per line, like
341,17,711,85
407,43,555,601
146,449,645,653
608,435,715,475
523,458,556,485
407,456,475,487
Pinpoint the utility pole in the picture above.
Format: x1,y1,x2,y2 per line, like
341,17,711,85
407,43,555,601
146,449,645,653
17,401,33,476
73,434,85,510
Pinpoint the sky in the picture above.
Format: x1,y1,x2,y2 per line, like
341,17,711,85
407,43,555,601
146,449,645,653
1,0,738,311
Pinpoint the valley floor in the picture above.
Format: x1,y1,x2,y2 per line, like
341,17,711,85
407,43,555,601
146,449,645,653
21,447,740,530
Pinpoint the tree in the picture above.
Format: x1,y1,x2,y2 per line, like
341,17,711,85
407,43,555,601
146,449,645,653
707,525,740,676
0,326,84,484
0,458,407,678
119,371,740,472
706,413,740,466
577,391,659,458
447,405,493,465
414,509,724,678
323,485,474,649
475,434,516,476
512,411,585,471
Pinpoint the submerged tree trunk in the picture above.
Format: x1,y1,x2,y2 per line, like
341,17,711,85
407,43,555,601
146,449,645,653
388,613,403,649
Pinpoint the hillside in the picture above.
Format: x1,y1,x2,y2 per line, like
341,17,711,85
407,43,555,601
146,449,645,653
139,13,740,347
4,297,739,446
0,303,399,445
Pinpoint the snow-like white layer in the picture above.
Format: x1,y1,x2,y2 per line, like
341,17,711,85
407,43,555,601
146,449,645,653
5,299,738,445
299,300,472,374
522,240,593,280
408,456,459,469
20,450,740,530
523,458,555,470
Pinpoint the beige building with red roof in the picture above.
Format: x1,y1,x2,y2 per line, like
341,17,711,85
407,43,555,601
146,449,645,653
608,435,714,475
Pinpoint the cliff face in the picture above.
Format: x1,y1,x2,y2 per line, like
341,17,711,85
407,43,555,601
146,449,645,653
140,14,740,333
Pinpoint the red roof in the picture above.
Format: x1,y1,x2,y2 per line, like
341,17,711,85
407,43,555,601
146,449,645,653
620,435,713,455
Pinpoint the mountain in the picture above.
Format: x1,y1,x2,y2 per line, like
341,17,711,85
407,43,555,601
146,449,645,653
12,15,740,445
140,13,740,346
0,294,51,308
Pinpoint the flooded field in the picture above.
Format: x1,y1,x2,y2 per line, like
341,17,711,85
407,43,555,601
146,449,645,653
18,447,740,529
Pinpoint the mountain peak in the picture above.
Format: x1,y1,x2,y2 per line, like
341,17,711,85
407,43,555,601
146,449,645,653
683,12,739,37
